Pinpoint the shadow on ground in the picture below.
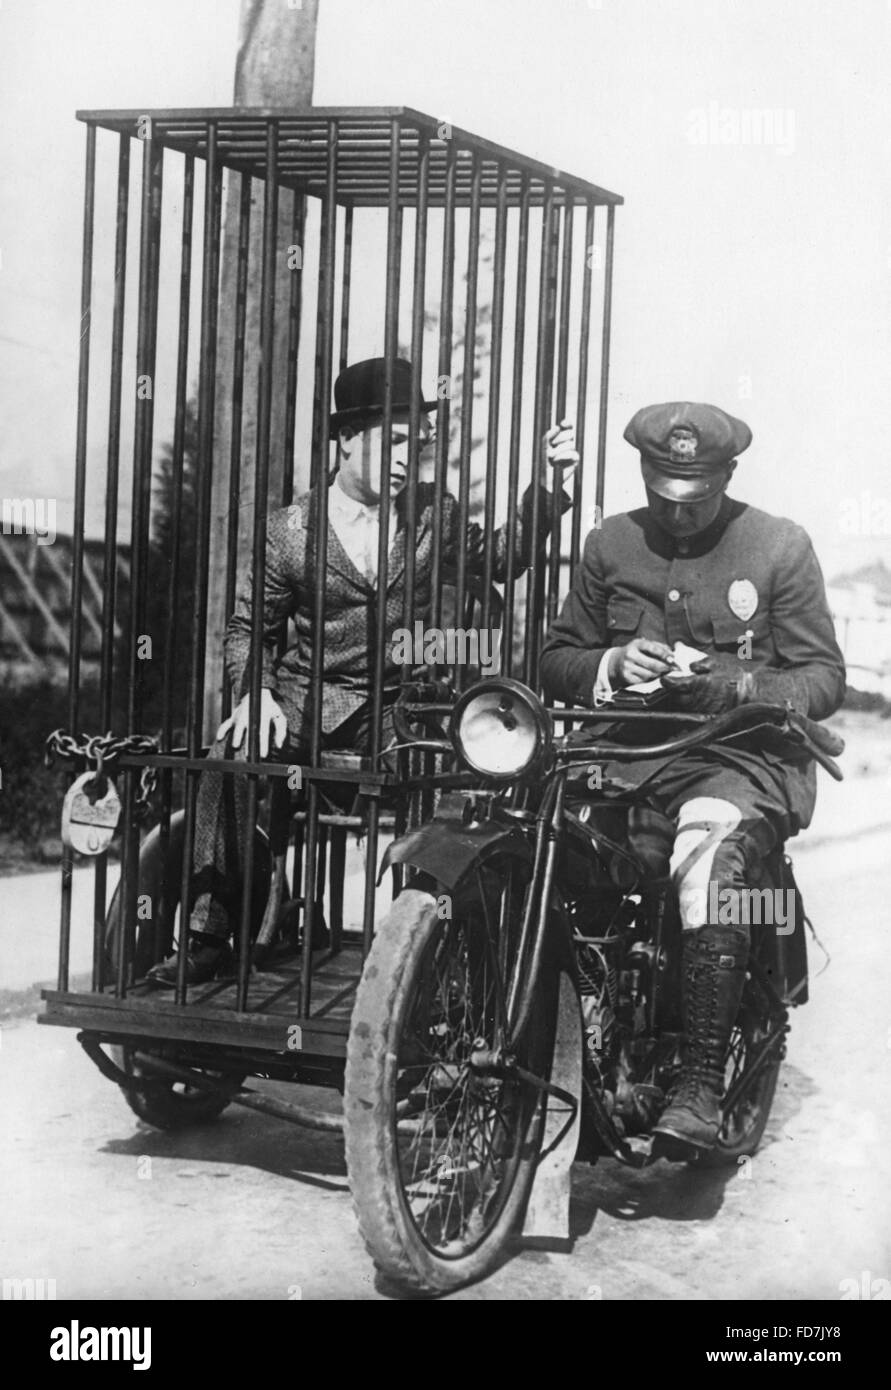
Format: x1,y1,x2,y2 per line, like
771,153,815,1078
567,1060,816,1238
100,1080,349,1189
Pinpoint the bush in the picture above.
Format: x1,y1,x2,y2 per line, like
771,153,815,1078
0,680,110,855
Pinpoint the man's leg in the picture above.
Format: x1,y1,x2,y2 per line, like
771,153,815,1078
148,734,301,986
322,695,399,770
653,795,777,1156
189,734,255,938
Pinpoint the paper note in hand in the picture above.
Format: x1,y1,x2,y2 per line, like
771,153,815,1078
670,641,709,676
625,641,709,694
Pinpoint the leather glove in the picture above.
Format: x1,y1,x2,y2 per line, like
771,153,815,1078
662,671,740,713
665,663,810,715
736,668,809,714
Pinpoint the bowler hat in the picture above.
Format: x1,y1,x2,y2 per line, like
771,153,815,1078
330,357,437,431
624,401,752,501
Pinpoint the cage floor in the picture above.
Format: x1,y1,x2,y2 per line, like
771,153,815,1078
121,941,363,1022
41,941,365,1056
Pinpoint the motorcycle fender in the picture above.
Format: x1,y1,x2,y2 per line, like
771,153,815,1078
379,817,528,892
521,968,584,1243
778,856,810,1006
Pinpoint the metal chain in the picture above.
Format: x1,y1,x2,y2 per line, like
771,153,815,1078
44,729,160,822
45,729,159,767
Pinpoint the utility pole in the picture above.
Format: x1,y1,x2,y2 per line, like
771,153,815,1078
205,0,320,732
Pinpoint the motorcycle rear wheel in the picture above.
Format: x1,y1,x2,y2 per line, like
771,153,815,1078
698,932,785,1167
344,858,558,1296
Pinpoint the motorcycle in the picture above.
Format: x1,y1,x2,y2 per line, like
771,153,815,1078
343,676,844,1296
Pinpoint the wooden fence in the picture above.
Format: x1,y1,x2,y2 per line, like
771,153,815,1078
0,533,130,683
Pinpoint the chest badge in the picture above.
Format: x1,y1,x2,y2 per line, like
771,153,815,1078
728,579,758,622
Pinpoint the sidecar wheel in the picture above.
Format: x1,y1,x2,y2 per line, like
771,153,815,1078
345,858,561,1297
108,1045,243,1130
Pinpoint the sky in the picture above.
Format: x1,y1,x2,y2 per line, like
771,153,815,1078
1,0,889,581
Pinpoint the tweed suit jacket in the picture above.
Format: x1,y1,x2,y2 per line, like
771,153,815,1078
540,496,846,830
225,480,545,746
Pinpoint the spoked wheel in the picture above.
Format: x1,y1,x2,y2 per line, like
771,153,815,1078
699,937,786,1167
344,854,560,1296
102,811,268,1129
108,1045,244,1130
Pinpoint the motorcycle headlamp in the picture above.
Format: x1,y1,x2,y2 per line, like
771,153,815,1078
451,678,552,782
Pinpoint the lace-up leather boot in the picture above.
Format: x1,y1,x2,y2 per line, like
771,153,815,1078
653,924,749,1159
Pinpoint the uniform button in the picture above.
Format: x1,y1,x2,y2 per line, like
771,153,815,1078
677,541,689,554
668,588,681,602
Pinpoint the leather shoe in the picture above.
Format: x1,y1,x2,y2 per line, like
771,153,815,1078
652,1074,722,1160
146,932,232,987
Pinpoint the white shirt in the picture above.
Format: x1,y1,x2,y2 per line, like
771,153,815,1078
327,477,396,583
593,650,615,706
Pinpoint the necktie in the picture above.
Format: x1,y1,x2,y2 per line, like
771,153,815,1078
360,503,392,583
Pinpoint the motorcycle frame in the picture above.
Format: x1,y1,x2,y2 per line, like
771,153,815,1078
385,698,807,1173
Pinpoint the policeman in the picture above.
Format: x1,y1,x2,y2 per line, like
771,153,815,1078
540,401,845,1158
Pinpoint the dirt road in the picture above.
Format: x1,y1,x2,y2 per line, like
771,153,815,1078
2,750,890,1301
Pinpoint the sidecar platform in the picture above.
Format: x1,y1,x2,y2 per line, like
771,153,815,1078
40,942,362,1060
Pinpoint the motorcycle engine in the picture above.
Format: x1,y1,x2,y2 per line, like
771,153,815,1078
576,932,618,1078
573,895,668,1134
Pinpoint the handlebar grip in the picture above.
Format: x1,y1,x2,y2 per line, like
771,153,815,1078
787,710,845,758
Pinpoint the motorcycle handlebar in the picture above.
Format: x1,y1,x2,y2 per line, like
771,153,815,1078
392,688,845,781
555,702,844,781
555,701,788,763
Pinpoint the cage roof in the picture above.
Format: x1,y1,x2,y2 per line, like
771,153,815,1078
76,106,623,209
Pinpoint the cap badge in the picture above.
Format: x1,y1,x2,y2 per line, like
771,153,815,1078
728,579,758,622
668,427,698,462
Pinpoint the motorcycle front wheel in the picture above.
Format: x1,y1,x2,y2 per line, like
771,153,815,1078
344,856,558,1297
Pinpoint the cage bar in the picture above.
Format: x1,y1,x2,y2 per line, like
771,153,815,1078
452,151,483,695
546,201,575,625
502,176,531,677
176,121,221,1005
339,204,353,372
429,136,458,637
282,188,304,507
481,162,509,635
595,203,616,517
301,117,339,1013
570,200,596,575
222,170,252,712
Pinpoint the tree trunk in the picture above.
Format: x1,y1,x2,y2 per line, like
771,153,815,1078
205,0,319,733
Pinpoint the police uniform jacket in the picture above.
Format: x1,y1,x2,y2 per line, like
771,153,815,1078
540,495,846,831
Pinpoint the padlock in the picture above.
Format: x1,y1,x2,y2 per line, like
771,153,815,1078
61,770,122,856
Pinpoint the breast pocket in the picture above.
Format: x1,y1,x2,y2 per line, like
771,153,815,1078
606,598,643,642
710,611,772,659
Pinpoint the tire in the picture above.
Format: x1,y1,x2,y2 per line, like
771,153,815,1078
109,1044,242,1130
103,810,269,1129
344,854,560,1297
698,928,785,1167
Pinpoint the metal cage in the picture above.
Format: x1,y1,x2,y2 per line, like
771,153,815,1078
42,107,621,1075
